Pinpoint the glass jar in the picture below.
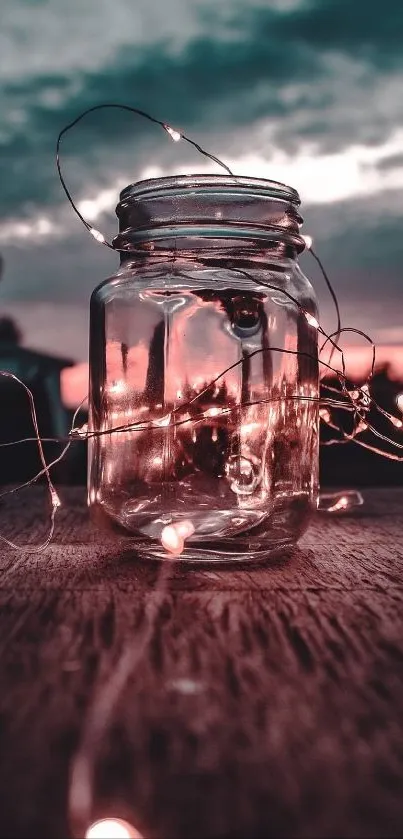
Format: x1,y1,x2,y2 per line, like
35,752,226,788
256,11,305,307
88,175,319,561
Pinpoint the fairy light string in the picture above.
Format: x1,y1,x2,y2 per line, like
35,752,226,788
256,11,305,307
0,105,399,839
56,103,233,249
0,341,402,554
0,103,402,553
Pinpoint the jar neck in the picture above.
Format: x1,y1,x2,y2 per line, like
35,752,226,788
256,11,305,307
113,175,305,263
117,235,300,267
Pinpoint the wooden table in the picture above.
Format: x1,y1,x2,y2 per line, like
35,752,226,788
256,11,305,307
0,487,402,838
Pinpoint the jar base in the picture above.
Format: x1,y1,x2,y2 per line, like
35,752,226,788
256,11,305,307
91,493,313,564
131,537,298,564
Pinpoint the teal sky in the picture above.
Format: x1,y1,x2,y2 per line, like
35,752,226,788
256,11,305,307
0,0,402,360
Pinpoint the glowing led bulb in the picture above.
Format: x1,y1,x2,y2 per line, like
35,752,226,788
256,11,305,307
165,125,181,142
356,420,368,433
108,380,127,395
302,234,313,250
318,490,364,514
161,525,183,555
396,393,403,414
329,495,349,512
304,311,319,330
155,413,171,427
71,422,88,439
85,818,142,838
51,488,61,509
161,519,195,556
349,389,360,401
89,227,106,244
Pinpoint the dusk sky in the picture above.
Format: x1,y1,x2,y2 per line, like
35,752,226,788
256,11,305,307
1,0,403,364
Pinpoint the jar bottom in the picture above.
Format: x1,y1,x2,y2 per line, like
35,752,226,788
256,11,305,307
132,537,299,564
91,492,313,563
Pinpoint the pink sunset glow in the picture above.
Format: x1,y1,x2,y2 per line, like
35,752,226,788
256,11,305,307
60,345,403,410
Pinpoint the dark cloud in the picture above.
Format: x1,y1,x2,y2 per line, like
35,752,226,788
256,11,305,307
277,0,403,69
2,190,402,317
1,234,115,303
302,190,403,328
0,23,318,212
3,0,403,215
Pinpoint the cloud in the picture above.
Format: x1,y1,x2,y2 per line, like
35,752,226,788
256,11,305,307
0,0,402,361
1,183,402,346
2,0,403,217
277,0,403,68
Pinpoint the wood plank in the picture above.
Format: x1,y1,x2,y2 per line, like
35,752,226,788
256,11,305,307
0,488,402,837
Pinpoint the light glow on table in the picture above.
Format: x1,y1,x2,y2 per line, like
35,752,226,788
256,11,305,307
85,818,142,839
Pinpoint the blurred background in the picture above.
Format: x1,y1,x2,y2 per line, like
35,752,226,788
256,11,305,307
0,0,402,485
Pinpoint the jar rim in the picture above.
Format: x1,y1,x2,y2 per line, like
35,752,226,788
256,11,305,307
119,173,301,206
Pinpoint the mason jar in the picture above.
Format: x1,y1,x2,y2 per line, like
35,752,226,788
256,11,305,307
88,175,319,561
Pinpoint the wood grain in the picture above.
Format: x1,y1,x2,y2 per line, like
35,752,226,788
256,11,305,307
0,488,402,838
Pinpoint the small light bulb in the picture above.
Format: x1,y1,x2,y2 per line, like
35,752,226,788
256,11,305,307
72,422,88,438
155,413,171,427
108,380,127,395
349,389,360,401
355,420,368,434
397,393,403,414
319,408,331,424
329,495,349,512
51,488,61,509
304,311,319,330
85,818,142,839
319,490,364,514
161,525,183,556
302,234,313,250
390,415,403,429
161,520,195,556
165,125,181,142
90,227,106,244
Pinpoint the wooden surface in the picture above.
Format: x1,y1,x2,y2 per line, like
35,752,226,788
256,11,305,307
0,487,403,838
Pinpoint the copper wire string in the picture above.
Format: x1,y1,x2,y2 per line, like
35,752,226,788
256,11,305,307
0,105,401,551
